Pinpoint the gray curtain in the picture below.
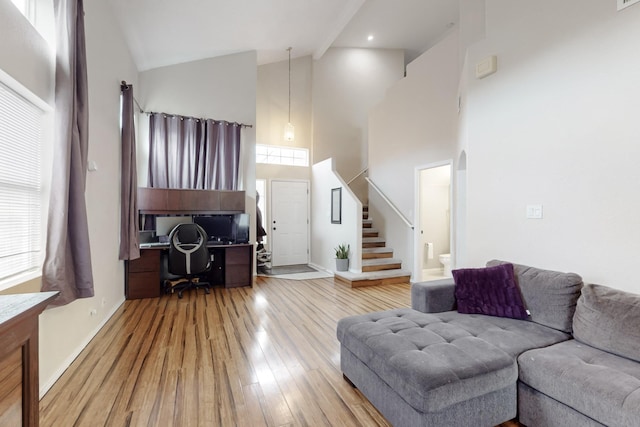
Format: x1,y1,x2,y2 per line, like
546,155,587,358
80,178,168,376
119,84,140,261
202,119,241,190
148,113,241,190
42,0,94,305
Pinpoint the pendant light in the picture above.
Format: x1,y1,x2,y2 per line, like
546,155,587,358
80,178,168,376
284,47,295,142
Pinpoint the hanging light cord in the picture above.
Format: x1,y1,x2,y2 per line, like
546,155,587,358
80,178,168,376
287,47,292,123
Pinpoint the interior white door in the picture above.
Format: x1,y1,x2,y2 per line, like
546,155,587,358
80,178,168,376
270,180,309,266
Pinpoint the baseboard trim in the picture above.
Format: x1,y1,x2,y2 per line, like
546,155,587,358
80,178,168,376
39,296,126,399
308,262,334,276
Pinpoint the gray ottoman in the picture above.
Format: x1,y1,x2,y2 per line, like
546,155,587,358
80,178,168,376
337,308,570,427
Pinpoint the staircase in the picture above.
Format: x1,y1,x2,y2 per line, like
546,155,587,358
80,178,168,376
334,206,411,287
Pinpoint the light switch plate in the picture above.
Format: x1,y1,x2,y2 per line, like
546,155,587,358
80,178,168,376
476,55,498,79
526,205,543,219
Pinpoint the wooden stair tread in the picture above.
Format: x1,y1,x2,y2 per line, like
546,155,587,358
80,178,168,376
334,269,411,288
362,258,402,272
362,247,393,253
355,206,407,283
362,237,385,248
362,258,402,266
362,247,393,259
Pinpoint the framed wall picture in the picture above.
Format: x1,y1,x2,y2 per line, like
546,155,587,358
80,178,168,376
331,187,342,224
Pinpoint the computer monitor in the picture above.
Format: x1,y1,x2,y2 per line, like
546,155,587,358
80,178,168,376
156,216,193,237
194,215,234,241
232,213,250,243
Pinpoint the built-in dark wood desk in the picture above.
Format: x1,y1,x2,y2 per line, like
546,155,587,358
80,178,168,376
125,243,253,299
0,291,58,427
130,187,251,299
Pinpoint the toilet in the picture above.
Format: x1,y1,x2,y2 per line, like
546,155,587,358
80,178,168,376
439,253,451,277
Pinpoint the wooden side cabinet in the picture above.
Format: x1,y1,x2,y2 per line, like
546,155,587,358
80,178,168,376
224,245,253,288
0,291,58,427
125,250,161,299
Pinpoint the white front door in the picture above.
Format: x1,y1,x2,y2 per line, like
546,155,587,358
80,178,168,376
270,180,309,266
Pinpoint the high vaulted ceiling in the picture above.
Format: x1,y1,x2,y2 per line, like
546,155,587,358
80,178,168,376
108,0,459,71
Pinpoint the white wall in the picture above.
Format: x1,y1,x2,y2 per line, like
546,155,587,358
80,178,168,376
461,0,640,293
256,55,312,236
259,50,403,251
368,31,460,278
137,51,258,242
36,0,139,396
257,55,312,155
310,158,362,273
256,55,312,182
313,48,404,185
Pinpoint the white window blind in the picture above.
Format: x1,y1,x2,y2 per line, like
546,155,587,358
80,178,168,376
0,81,43,281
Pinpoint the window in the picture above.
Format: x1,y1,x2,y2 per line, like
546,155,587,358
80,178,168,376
0,80,45,286
10,0,35,23
256,144,309,167
8,0,54,44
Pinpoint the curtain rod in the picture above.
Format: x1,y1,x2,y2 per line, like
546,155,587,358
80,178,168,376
120,80,254,129
147,111,253,129
120,80,145,114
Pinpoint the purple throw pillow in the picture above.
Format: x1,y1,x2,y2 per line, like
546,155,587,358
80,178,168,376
453,263,528,320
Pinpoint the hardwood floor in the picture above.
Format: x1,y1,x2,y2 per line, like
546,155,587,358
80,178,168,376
40,277,524,426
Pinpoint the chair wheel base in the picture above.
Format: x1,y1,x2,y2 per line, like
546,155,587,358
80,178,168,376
164,278,211,299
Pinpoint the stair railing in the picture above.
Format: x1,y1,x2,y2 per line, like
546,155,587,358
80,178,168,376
347,167,369,185
365,177,414,229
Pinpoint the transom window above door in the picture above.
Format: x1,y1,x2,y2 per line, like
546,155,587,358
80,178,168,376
256,144,309,167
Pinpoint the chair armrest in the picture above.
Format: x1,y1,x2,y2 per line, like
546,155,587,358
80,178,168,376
411,278,456,313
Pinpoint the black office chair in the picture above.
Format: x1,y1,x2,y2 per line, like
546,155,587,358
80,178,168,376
164,223,211,298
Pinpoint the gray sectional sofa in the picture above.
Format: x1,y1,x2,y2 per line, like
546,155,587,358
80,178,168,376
337,260,640,426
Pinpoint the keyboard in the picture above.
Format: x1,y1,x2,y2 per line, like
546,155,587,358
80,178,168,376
139,242,169,248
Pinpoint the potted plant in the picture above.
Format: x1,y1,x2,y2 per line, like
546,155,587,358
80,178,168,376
334,243,350,272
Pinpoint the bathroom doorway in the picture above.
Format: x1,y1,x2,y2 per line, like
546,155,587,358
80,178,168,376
414,162,453,282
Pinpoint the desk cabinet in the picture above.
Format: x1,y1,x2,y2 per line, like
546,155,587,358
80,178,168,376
137,188,245,214
125,245,253,299
224,245,253,288
125,250,161,299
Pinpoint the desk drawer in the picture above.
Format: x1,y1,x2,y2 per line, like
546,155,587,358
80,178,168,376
225,246,250,265
128,250,160,272
225,265,251,288
224,246,252,288
127,271,161,299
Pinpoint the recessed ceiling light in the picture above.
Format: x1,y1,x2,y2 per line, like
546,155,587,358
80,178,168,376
367,35,374,41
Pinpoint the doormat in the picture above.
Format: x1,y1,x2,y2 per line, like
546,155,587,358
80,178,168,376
259,264,317,276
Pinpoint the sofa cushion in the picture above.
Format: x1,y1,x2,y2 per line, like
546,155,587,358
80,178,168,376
453,263,528,320
573,284,640,363
519,340,640,427
337,308,570,413
487,260,582,333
